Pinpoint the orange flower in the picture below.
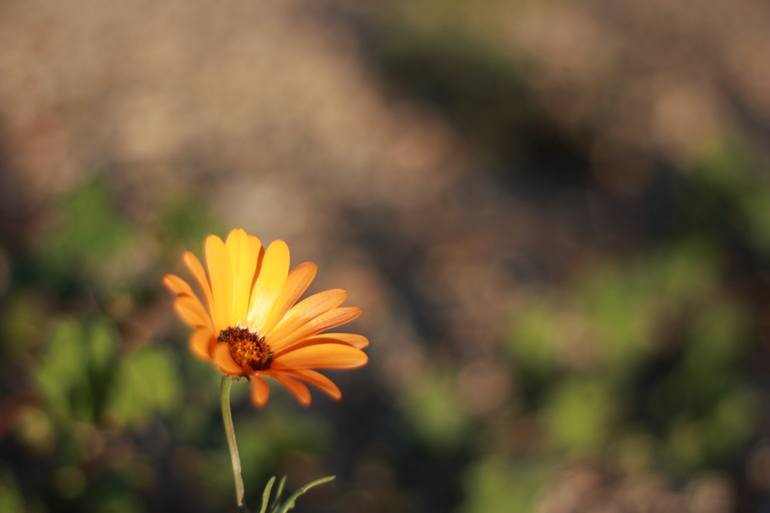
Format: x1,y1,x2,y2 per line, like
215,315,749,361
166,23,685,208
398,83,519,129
163,228,368,407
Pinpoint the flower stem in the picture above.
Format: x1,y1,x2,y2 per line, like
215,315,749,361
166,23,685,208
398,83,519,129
221,376,247,512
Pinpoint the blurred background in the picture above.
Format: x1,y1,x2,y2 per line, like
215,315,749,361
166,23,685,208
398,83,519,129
1,1,770,512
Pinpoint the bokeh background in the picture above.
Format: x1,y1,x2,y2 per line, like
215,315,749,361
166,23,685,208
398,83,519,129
2,1,770,512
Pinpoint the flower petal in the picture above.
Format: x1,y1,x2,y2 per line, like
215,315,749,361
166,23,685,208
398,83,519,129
271,373,311,406
213,343,243,375
183,251,215,315
162,273,195,297
189,328,214,360
247,240,290,332
164,274,212,329
275,332,368,356
266,289,347,349
284,369,341,400
312,332,368,349
272,343,368,370
226,228,262,326
205,235,233,330
174,296,211,328
261,262,317,335
250,376,270,407
271,307,362,351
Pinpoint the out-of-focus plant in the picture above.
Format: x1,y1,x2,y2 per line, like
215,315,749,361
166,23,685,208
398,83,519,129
400,367,470,450
507,241,756,466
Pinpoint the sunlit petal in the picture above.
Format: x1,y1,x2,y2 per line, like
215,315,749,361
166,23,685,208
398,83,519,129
266,289,347,348
274,332,368,356
261,262,317,335
225,228,261,326
183,251,215,314
205,235,233,330
163,273,195,297
272,343,368,369
271,307,362,351
174,296,212,328
247,240,290,332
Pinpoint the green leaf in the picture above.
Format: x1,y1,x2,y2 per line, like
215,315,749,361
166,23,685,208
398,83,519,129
271,475,287,511
0,468,24,513
37,179,135,287
273,476,335,513
544,379,616,453
89,320,117,370
105,345,180,428
258,476,276,513
461,457,549,513
34,319,88,418
400,368,468,449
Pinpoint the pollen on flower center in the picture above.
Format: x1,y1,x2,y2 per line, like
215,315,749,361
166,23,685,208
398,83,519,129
217,327,273,371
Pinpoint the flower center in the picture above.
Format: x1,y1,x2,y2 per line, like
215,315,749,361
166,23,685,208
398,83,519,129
217,327,273,371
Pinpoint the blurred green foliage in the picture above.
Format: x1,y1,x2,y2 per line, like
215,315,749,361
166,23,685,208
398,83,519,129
0,468,24,513
462,456,551,513
400,368,469,450
506,240,756,472
107,344,181,429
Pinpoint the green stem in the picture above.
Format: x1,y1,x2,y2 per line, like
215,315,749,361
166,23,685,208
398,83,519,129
221,377,247,512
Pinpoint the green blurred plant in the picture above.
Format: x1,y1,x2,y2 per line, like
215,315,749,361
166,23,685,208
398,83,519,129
462,456,551,513
400,367,470,450
507,241,756,471
0,468,24,513
33,318,180,428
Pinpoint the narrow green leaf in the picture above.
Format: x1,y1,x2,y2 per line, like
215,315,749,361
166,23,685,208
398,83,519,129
274,476,335,513
272,475,287,510
258,476,276,513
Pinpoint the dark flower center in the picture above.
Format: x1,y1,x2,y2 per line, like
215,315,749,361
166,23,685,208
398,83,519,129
217,327,273,371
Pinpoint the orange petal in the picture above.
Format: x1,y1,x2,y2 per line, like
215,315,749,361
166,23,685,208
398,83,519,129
261,262,317,335
284,369,341,400
271,373,312,406
275,332,368,356
164,274,212,329
162,273,196,297
250,376,270,407
205,235,233,330
183,251,215,314
226,229,261,326
271,307,362,351
174,296,212,328
188,328,214,360
266,289,347,348
247,240,290,332
272,343,368,370
310,332,369,349
213,343,244,375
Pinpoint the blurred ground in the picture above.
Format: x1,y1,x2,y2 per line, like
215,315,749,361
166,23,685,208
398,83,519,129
1,1,770,512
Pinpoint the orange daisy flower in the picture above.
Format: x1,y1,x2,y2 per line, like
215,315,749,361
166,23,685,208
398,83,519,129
163,228,368,407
